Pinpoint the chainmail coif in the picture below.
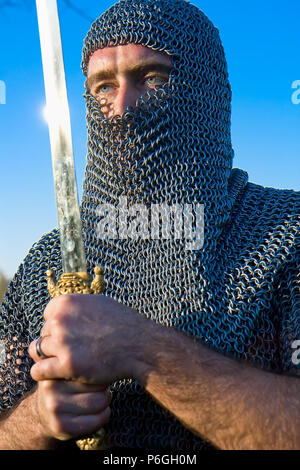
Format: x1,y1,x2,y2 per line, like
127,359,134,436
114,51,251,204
0,0,299,451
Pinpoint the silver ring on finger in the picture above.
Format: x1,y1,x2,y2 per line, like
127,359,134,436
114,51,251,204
35,336,48,359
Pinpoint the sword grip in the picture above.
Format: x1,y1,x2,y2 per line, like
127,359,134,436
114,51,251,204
46,265,107,450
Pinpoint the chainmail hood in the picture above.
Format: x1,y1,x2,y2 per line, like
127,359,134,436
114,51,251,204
80,0,239,327
0,0,299,452
81,0,235,240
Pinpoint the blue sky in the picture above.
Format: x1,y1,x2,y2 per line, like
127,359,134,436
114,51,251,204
0,0,299,279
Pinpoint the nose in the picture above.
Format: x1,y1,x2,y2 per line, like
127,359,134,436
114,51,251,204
112,80,141,117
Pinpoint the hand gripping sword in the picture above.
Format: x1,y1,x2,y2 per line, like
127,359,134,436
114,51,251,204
36,0,105,450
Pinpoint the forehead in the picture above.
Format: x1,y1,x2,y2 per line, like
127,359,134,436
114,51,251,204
87,44,172,76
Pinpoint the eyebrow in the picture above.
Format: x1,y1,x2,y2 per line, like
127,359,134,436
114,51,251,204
85,61,173,91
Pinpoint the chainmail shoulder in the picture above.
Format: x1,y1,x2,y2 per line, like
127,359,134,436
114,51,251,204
0,230,61,412
177,181,299,370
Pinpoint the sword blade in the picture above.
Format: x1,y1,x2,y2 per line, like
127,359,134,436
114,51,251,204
36,0,87,274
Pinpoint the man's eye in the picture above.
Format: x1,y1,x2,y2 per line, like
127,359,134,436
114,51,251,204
144,76,167,88
95,84,113,94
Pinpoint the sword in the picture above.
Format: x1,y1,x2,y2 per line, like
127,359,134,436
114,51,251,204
36,0,105,449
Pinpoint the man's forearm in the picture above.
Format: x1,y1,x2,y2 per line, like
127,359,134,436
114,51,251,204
136,322,300,450
0,388,59,450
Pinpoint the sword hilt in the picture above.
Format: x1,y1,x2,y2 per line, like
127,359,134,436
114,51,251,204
46,265,108,451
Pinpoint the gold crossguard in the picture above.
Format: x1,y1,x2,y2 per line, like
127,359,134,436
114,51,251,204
46,266,105,297
46,266,107,450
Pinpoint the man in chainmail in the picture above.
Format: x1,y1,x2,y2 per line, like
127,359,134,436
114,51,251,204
0,0,299,450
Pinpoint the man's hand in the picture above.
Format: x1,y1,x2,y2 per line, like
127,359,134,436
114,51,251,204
35,380,111,441
28,294,148,386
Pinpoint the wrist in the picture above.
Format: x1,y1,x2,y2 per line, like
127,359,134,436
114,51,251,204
29,386,48,439
33,385,59,446
131,317,174,386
